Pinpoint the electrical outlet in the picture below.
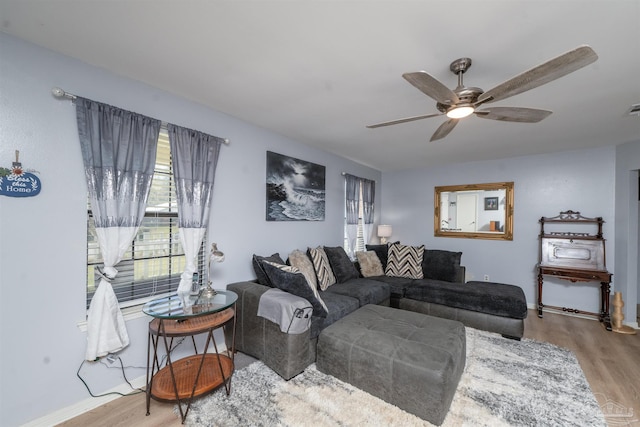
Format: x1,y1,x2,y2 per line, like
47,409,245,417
483,275,490,281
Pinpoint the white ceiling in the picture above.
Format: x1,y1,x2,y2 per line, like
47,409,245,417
1,1,639,171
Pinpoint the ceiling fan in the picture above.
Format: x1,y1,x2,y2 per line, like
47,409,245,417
367,45,598,141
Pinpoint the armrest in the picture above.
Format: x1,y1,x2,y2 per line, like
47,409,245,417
226,281,312,379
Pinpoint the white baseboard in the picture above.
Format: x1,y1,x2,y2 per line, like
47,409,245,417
623,320,639,329
24,342,229,427
22,375,147,427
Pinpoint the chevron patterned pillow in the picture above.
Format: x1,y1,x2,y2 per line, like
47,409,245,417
385,243,425,279
308,246,336,291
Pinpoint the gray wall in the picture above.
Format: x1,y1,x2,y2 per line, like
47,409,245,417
0,34,381,426
615,140,640,310
1,32,638,427
381,147,618,314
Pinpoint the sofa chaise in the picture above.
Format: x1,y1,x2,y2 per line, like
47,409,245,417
364,244,527,339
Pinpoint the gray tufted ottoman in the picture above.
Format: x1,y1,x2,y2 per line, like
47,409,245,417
316,304,465,426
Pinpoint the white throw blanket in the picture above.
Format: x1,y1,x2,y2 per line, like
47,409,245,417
257,288,313,334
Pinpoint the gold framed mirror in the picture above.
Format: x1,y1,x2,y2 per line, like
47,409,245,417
434,182,514,240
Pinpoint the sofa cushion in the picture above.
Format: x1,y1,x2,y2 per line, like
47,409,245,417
308,247,336,290
365,275,414,297
252,253,286,287
356,251,384,277
385,243,425,279
365,244,389,270
262,261,328,318
422,249,462,282
323,278,390,307
310,292,360,340
324,246,360,283
404,279,528,319
288,249,318,290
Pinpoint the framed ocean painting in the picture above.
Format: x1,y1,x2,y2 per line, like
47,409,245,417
266,151,325,221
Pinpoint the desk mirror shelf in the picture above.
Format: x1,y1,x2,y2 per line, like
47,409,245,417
537,210,612,330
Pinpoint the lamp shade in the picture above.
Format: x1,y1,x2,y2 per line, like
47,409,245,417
378,225,392,244
377,225,392,238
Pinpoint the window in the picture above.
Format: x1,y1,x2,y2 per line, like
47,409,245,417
86,129,205,308
355,185,365,252
344,181,366,255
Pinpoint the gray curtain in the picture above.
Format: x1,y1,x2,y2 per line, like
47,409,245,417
76,97,160,361
77,99,160,227
344,174,360,258
167,124,223,294
361,178,375,245
345,174,360,225
361,178,375,225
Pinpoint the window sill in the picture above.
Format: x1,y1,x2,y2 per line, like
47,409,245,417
76,304,148,332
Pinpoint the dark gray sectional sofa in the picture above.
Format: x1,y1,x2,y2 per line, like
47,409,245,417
228,277,390,380
226,244,527,380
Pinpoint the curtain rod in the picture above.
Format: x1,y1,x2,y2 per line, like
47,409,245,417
51,87,230,145
341,172,377,182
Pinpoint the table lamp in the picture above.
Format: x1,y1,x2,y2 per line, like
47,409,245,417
378,225,393,244
201,243,225,299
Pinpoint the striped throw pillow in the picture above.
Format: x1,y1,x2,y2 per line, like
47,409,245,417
307,246,336,291
385,243,425,279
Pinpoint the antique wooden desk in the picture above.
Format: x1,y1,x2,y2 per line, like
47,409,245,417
537,211,612,330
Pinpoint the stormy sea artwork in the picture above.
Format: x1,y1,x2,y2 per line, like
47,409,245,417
266,151,325,221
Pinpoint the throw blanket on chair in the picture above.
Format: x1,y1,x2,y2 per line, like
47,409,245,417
257,288,313,334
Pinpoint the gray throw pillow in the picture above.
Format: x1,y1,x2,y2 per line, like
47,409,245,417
307,246,336,290
365,243,396,270
323,246,360,283
262,261,328,317
356,251,384,277
422,249,462,282
385,243,425,279
252,253,285,287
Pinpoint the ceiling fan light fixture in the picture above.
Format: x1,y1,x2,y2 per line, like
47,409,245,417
367,46,598,140
446,105,475,119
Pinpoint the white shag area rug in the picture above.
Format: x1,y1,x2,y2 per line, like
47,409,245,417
180,328,605,427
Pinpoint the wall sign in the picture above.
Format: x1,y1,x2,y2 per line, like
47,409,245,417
0,151,41,198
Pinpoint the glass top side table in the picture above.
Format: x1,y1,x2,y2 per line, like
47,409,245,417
144,290,238,423
143,289,238,319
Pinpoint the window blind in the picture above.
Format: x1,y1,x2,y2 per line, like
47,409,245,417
86,130,206,308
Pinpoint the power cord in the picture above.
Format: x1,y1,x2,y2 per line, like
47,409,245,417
76,355,145,398
99,357,146,371
77,337,186,398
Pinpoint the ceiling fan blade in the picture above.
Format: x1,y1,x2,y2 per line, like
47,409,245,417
403,71,459,105
367,112,443,128
476,45,598,105
474,107,552,123
430,119,459,141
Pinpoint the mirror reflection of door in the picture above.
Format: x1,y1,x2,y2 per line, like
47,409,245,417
457,194,477,232
440,193,450,229
434,182,513,240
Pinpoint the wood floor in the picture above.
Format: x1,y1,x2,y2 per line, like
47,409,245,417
57,309,640,427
